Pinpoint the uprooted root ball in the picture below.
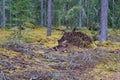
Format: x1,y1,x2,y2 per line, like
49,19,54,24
58,31,93,48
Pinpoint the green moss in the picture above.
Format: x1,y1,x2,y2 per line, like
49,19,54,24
23,22,36,29
93,53,120,80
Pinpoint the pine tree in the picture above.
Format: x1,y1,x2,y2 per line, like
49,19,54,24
47,0,52,36
1,0,6,28
100,0,108,42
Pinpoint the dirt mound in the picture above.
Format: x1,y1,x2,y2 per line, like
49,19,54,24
57,29,93,49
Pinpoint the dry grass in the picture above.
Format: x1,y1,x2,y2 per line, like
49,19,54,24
0,27,120,80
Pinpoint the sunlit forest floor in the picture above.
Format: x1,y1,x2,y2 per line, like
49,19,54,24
0,26,120,80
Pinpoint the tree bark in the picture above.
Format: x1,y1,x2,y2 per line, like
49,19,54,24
100,0,108,42
86,0,90,27
9,0,12,27
47,0,52,36
65,0,69,28
40,0,44,26
1,0,6,28
79,0,83,28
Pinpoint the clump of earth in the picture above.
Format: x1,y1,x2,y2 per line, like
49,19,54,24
55,28,93,51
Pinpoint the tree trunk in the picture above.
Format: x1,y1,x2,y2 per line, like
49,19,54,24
40,0,44,26
1,0,6,28
79,0,83,28
65,0,69,28
86,0,90,27
47,0,52,36
100,0,108,42
9,0,12,27
112,0,115,28
43,0,47,26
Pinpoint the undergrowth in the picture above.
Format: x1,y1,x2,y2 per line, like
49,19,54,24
0,26,120,80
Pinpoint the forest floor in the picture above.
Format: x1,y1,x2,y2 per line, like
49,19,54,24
0,27,120,80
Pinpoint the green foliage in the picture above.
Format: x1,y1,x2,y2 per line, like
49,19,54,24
6,26,23,41
5,0,34,26
23,22,35,29
2,0,120,29
108,0,120,28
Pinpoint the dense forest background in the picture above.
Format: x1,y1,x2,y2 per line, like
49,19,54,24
0,0,120,80
0,0,120,29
